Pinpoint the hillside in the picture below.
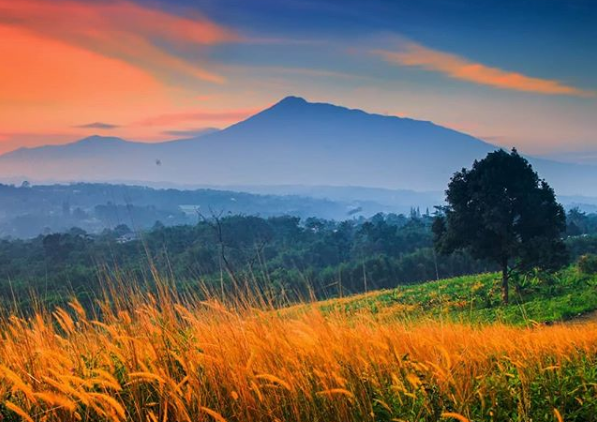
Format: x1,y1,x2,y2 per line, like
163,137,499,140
310,268,597,325
2,97,597,195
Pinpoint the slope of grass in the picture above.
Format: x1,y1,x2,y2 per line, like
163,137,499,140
314,268,597,325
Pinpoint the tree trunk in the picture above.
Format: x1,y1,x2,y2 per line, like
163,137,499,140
501,261,509,305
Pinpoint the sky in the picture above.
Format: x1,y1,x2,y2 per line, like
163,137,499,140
0,0,595,157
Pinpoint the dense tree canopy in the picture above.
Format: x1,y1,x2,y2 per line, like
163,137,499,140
433,149,568,303
0,212,497,310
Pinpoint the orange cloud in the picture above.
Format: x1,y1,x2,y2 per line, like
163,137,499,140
0,25,163,103
0,0,238,84
0,23,179,153
0,0,245,152
378,42,594,97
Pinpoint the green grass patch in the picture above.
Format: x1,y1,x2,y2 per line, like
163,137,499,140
315,267,597,325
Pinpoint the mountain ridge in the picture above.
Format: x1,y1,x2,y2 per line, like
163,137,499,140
0,96,595,195
0,96,493,155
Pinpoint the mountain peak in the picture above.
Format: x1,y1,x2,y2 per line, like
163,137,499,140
263,95,357,117
269,96,310,111
277,95,308,105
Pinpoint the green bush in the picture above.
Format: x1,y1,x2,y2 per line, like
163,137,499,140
578,254,597,275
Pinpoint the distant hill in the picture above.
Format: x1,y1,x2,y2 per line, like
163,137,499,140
0,183,379,238
1,96,597,195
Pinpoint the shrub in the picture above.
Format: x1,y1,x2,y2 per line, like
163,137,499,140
578,254,597,274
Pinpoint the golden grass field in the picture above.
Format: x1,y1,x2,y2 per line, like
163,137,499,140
1,280,597,422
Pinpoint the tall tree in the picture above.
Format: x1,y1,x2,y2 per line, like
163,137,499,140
433,149,568,304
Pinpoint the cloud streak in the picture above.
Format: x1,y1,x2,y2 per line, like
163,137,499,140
377,42,594,97
75,122,120,130
0,0,238,84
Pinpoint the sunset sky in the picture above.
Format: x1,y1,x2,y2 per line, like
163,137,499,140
0,0,595,156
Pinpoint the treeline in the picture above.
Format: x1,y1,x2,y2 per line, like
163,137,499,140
1,208,597,310
0,212,486,308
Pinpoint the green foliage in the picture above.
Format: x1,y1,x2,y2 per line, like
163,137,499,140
317,267,597,325
578,254,597,275
3,204,597,318
434,149,568,303
0,213,495,310
566,207,597,236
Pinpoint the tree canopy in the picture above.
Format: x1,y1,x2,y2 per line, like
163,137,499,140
433,149,568,303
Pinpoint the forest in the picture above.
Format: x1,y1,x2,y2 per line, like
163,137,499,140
2,207,597,310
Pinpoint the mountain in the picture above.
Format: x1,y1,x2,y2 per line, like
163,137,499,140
1,96,596,195
539,150,597,166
